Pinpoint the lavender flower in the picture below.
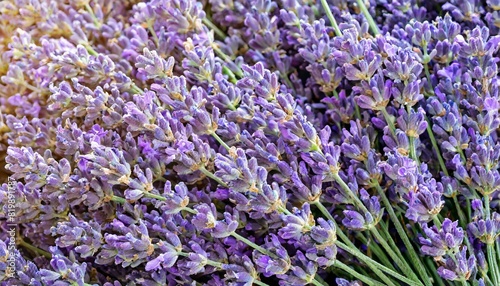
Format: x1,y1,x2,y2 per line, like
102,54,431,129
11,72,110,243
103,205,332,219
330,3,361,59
420,219,464,257
253,234,291,276
437,247,476,281
97,220,154,268
468,213,500,244
4,0,500,285
406,183,445,223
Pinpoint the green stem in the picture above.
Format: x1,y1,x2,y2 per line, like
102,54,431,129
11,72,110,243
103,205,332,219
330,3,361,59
336,241,416,286
453,196,469,237
177,251,225,268
407,105,420,165
143,192,167,201
282,76,296,94
354,102,362,121
485,193,491,220
313,201,334,221
487,189,500,285
253,280,271,286
432,216,442,228
83,43,98,56
425,116,448,176
202,17,226,39
335,260,386,286
211,45,243,78
457,148,467,163
487,244,499,285
310,278,326,286
182,207,198,214
424,257,445,286
355,0,380,35
232,232,325,286
111,195,127,204
199,166,228,188
422,45,434,94
332,173,369,214
356,265,371,277
129,84,144,95
333,89,339,99
424,64,433,94
482,272,494,286
211,132,231,152
17,238,51,259
374,184,432,286
381,108,396,137
496,241,500,269
370,227,421,284
278,205,293,215
378,221,412,267
222,66,237,84
336,230,400,286
331,173,415,284
357,232,396,271
147,25,160,48
231,232,274,258
12,79,43,94
409,136,419,164
330,223,399,285
85,3,102,28
319,0,342,37
315,275,328,286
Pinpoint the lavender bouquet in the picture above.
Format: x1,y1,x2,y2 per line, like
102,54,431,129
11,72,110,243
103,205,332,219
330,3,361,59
1,0,500,285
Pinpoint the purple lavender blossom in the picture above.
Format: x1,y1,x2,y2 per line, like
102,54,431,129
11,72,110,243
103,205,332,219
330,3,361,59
420,219,464,257
3,0,500,285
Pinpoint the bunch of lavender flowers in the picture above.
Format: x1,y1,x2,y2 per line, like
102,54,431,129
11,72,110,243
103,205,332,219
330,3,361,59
2,0,500,285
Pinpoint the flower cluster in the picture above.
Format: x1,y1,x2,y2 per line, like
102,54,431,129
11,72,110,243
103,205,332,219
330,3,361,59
1,0,500,285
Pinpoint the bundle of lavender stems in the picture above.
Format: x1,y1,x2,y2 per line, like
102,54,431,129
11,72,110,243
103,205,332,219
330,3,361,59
1,0,500,285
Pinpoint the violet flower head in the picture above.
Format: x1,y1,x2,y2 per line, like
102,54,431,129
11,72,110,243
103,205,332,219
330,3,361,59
143,232,182,272
192,203,238,238
341,120,373,162
253,234,291,277
342,210,375,231
397,107,428,138
5,146,50,189
391,79,424,108
310,217,337,250
437,247,476,281
355,73,392,111
420,219,464,257
248,181,287,215
384,48,423,83
38,251,88,285
158,181,190,214
4,0,500,284
214,148,261,193
276,251,319,285
222,256,260,285
135,49,175,81
406,183,445,224
97,220,154,268
279,203,315,243
51,215,103,259
468,212,500,244
80,142,132,186
379,152,419,193
177,241,220,275
0,240,11,281
343,52,382,81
